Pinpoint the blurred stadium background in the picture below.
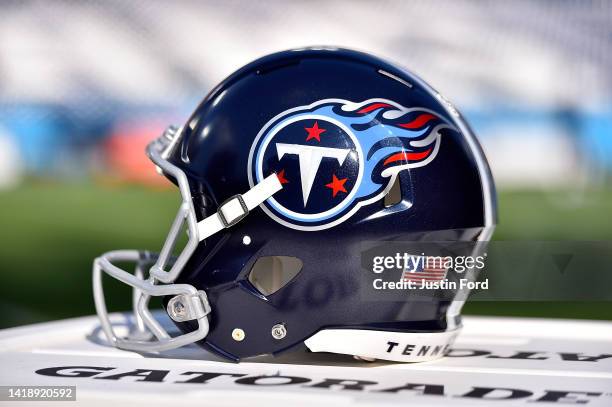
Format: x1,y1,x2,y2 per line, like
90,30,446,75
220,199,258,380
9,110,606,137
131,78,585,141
0,1,610,328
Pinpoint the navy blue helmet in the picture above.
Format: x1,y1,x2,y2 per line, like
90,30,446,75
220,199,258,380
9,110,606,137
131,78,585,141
93,48,496,362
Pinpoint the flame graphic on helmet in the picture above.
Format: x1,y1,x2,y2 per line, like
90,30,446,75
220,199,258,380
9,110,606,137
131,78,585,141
298,99,457,201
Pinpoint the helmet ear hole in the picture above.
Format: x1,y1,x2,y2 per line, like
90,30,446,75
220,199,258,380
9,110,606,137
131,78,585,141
384,175,402,207
247,256,303,296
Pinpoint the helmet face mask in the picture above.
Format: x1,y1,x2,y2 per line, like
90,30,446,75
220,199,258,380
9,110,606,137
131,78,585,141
93,48,496,362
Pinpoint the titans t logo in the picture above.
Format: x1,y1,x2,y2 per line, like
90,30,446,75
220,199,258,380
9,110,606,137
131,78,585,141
247,98,457,231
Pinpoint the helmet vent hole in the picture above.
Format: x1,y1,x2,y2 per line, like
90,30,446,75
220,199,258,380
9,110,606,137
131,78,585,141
384,176,402,207
248,256,303,296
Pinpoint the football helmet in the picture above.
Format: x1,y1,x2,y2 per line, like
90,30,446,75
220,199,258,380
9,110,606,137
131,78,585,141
93,48,496,362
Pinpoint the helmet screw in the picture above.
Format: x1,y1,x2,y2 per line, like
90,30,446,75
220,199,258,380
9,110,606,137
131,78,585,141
271,323,287,340
173,301,185,316
167,296,186,321
232,328,245,341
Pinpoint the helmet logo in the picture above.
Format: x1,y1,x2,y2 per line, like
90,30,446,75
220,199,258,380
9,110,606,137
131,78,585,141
276,143,350,206
247,98,456,231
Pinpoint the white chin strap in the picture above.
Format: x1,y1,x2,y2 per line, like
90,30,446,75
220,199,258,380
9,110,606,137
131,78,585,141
93,127,282,353
304,327,460,362
197,174,283,241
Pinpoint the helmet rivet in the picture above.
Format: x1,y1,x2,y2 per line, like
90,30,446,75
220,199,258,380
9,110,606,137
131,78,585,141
173,301,185,316
232,328,245,341
167,296,187,321
271,323,287,340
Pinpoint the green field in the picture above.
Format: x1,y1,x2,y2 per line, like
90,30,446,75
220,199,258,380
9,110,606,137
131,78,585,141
1,182,611,328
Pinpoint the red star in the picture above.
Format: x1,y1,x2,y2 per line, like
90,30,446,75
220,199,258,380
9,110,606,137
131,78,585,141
305,121,326,142
325,174,348,198
276,169,289,184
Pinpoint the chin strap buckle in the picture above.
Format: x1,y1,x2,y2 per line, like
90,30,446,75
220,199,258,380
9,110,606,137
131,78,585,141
196,173,283,241
217,194,249,227
167,291,211,323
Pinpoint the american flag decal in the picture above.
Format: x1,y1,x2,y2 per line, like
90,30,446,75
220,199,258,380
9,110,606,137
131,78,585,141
401,256,448,286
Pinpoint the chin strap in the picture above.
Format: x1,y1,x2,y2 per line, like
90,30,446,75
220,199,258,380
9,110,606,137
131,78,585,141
197,174,283,241
304,327,461,362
